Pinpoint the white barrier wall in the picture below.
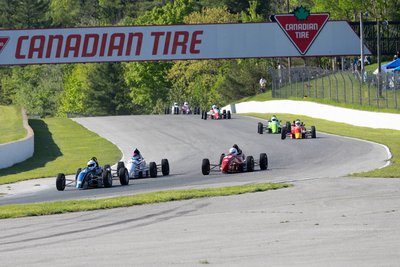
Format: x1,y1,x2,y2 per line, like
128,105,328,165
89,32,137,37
0,107,34,169
223,100,400,131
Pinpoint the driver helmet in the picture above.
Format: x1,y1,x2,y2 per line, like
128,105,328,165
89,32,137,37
229,148,237,155
271,116,277,122
87,159,96,170
174,102,178,106
184,102,188,106
132,153,139,160
295,119,301,126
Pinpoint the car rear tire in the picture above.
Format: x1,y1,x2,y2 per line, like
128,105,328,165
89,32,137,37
246,156,254,172
161,159,169,176
117,161,124,172
219,153,225,165
259,153,268,170
150,162,157,178
75,168,81,185
311,126,316,138
202,158,210,175
103,169,112,188
281,127,287,140
227,110,231,119
56,173,66,191
118,167,129,185
286,121,291,133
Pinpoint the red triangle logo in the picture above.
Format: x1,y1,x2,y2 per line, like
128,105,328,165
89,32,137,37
0,37,10,54
275,12,329,55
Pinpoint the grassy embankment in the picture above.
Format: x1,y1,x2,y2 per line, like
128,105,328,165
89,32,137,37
0,106,27,144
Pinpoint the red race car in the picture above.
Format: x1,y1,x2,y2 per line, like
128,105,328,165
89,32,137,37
201,105,231,120
281,119,316,140
202,148,268,175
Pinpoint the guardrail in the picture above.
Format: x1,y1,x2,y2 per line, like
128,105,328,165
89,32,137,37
268,66,399,110
0,107,34,169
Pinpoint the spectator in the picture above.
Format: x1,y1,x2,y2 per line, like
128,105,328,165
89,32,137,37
259,76,266,93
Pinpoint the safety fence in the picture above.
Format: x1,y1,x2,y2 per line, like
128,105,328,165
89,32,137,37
268,66,400,109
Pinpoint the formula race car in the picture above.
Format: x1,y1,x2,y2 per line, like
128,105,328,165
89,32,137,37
116,152,170,180
56,157,115,191
258,116,283,134
281,119,316,140
164,102,200,115
202,151,268,175
201,105,231,120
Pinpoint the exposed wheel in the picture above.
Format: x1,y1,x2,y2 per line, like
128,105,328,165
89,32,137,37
117,161,124,172
118,167,129,185
311,126,316,138
281,127,287,140
202,158,210,175
75,168,81,185
267,128,272,134
286,121,291,133
223,109,226,115
259,153,268,170
302,133,306,139
56,173,66,191
164,107,168,114
161,158,170,176
246,156,254,172
167,107,170,114
227,110,231,119
219,153,225,165
258,122,262,134
103,169,112,188
149,162,157,178
204,111,207,120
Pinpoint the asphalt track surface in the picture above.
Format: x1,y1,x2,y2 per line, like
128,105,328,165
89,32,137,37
1,114,399,266
0,115,389,205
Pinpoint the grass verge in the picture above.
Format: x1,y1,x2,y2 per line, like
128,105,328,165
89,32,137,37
0,105,26,144
0,117,122,185
244,113,398,177
0,183,291,219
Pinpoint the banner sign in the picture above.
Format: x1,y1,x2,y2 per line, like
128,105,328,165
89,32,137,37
0,21,371,66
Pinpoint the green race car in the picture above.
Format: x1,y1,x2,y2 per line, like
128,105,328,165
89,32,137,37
257,116,286,134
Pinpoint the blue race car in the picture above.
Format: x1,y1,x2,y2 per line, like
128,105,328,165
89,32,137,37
56,157,118,191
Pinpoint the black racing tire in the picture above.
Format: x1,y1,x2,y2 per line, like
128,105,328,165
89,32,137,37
201,110,204,119
164,107,168,114
219,153,225,165
268,128,272,133
227,110,231,119
224,113,227,119
281,127,287,140
56,173,66,191
103,169,112,188
117,161,124,173
286,121,291,133
311,126,316,138
302,133,306,139
75,168,81,185
118,167,129,185
204,111,207,120
202,158,210,175
149,162,157,178
223,109,226,115
167,107,170,114
161,158,170,176
258,122,262,134
246,156,254,172
259,153,268,170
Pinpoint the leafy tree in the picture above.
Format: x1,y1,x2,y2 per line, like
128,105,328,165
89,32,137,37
60,63,131,116
0,0,50,29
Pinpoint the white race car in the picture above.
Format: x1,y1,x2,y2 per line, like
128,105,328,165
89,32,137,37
116,151,169,180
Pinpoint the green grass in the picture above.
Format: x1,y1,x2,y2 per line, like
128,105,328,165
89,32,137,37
0,105,27,144
244,113,399,178
0,183,291,219
0,117,122,185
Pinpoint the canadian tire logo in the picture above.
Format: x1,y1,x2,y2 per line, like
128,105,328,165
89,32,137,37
0,37,10,54
274,7,330,55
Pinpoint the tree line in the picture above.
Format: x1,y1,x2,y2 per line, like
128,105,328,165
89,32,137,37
0,0,398,116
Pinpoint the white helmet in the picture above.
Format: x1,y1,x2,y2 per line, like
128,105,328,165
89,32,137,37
87,159,96,170
174,102,178,106
229,148,237,155
271,116,277,121
184,102,188,106
295,120,301,126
